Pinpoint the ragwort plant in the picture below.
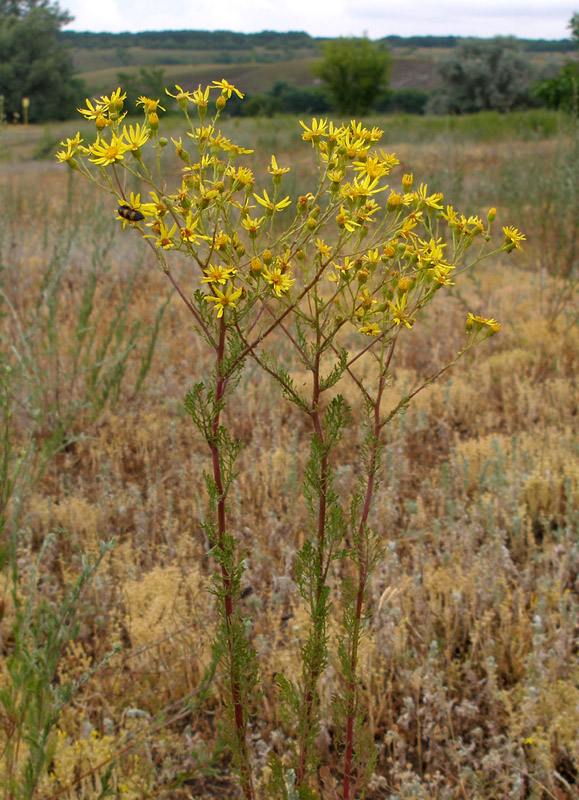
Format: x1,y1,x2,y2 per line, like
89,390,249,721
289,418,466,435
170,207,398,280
58,81,524,800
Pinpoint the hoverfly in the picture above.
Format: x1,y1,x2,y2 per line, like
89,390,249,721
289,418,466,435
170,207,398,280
118,204,145,222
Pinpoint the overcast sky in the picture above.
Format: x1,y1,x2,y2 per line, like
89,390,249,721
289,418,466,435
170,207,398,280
62,0,576,40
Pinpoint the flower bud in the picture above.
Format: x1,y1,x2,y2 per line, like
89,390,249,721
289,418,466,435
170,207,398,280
487,207,497,223
250,257,263,273
402,173,414,192
148,112,159,131
159,137,168,148
216,95,226,110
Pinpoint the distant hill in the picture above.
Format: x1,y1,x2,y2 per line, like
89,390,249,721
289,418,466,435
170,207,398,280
60,29,574,99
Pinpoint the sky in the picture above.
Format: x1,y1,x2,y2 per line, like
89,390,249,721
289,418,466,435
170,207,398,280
61,0,577,41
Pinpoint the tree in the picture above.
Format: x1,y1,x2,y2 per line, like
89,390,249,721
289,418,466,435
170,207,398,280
431,37,533,114
313,37,391,116
532,13,579,112
0,0,82,122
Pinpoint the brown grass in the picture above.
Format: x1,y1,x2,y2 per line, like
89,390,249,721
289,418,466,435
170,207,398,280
1,117,578,799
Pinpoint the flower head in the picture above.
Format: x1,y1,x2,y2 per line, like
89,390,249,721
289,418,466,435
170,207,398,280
166,84,195,110
300,118,328,146
502,226,526,252
204,283,243,317
211,79,244,99
201,264,237,284
263,266,295,297
55,132,84,164
254,189,291,214
122,123,150,153
88,134,130,166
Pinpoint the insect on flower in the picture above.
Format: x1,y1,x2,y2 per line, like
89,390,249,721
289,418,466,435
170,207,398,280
118,204,145,222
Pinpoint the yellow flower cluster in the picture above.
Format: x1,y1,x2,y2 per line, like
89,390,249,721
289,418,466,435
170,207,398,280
58,81,523,335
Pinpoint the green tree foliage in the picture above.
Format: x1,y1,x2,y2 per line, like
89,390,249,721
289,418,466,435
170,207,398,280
0,0,82,122
532,12,579,112
432,37,533,114
313,37,391,115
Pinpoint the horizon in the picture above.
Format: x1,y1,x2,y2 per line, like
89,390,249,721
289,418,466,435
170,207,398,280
61,27,574,43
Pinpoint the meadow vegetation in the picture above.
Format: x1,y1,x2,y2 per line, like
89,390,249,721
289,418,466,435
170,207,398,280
0,102,578,800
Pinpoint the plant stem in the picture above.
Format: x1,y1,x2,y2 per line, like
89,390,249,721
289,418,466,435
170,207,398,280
342,372,386,800
209,316,254,800
297,347,329,786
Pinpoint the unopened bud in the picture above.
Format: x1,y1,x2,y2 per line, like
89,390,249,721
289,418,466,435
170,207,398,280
487,207,497,223
402,173,414,192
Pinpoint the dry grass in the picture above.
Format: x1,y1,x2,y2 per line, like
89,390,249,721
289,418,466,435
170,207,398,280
1,116,578,800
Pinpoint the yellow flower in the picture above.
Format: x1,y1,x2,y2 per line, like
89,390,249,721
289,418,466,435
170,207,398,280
78,97,107,121
340,175,386,201
358,322,381,337
357,288,377,311
211,79,244,98
55,132,83,163
254,189,291,214
336,205,360,232
353,152,398,179
137,96,166,113
503,226,526,251
332,256,356,277
122,123,150,153
166,84,195,109
466,313,501,334
386,191,405,212
220,140,254,156
241,215,265,237
410,183,443,210
316,238,332,257
267,155,290,186
147,220,177,249
263,266,295,297
100,88,126,113
201,264,237,284
205,283,243,317
179,212,205,244
227,166,254,190
88,134,130,165
300,118,328,146
388,294,414,329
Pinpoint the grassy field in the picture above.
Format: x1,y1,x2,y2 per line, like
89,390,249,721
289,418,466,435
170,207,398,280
1,108,578,799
